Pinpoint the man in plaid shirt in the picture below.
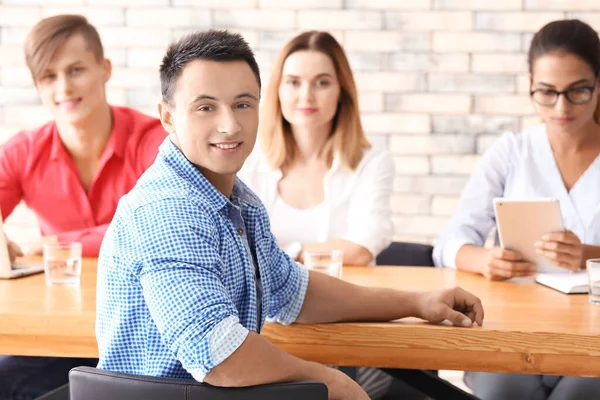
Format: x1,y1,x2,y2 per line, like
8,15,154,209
96,30,484,400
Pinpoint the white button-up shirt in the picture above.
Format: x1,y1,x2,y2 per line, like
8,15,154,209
239,146,394,258
434,124,600,269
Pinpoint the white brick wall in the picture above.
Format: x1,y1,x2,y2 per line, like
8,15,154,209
432,196,460,216
362,113,430,134
433,32,523,52
0,1,580,247
475,12,564,32
43,7,126,26
346,31,430,52
434,0,523,9
385,11,473,31
386,94,472,114
393,156,430,175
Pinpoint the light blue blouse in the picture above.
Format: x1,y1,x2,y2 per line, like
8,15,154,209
434,124,600,269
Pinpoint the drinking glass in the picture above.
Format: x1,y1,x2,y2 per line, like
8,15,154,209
43,242,82,286
303,250,343,279
586,259,600,305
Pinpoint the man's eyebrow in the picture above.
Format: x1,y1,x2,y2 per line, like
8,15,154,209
189,93,258,105
235,92,259,100
189,94,218,105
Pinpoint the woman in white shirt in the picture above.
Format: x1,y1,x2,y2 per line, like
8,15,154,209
434,19,600,399
240,31,395,399
240,31,394,266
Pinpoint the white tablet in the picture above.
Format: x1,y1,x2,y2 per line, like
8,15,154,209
493,198,565,273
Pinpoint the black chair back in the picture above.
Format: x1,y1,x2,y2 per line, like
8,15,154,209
376,241,434,267
68,367,327,400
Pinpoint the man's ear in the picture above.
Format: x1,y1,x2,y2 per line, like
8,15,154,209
102,58,112,84
158,101,175,133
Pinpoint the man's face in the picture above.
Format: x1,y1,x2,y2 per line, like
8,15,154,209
36,34,111,126
160,60,260,185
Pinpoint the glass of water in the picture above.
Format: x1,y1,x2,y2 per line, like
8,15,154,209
586,259,600,305
303,250,343,279
43,242,82,286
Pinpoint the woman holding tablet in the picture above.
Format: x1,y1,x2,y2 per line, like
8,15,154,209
433,19,600,399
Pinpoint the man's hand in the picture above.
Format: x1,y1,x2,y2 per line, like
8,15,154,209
7,238,23,263
481,247,536,280
535,229,583,272
416,287,484,327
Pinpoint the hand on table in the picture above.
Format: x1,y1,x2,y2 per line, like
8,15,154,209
535,229,583,272
416,287,484,328
6,238,23,263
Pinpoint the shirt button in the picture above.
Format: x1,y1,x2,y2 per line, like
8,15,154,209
237,228,244,236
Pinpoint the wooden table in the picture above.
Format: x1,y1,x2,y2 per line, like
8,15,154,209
1,259,599,377
0,258,97,358
264,267,600,378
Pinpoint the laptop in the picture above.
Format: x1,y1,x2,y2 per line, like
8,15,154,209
0,216,43,279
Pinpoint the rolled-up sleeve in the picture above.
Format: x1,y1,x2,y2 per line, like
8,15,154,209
273,262,309,325
134,200,249,381
259,233,309,325
433,132,513,268
342,150,394,258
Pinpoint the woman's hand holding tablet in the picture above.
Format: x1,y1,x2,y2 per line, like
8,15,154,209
480,246,537,280
534,230,584,272
493,198,572,274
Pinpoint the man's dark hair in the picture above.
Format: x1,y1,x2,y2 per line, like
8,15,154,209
159,30,261,105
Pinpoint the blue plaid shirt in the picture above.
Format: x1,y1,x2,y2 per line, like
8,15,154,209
96,139,309,381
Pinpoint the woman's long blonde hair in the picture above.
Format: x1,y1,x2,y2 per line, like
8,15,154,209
259,31,370,171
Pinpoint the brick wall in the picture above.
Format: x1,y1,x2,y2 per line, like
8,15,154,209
0,0,597,248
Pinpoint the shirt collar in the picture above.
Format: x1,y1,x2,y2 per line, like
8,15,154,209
49,106,127,161
232,178,262,208
49,124,64,161
102,106,128,159
160,139,261,212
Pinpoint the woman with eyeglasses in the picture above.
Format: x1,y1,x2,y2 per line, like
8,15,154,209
433,19,600,399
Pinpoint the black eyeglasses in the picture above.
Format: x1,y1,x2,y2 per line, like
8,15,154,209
530,79,598,106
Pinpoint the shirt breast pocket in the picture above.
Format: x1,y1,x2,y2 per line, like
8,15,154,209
255,237,275,276
255,236,281,304
219,233,246,297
